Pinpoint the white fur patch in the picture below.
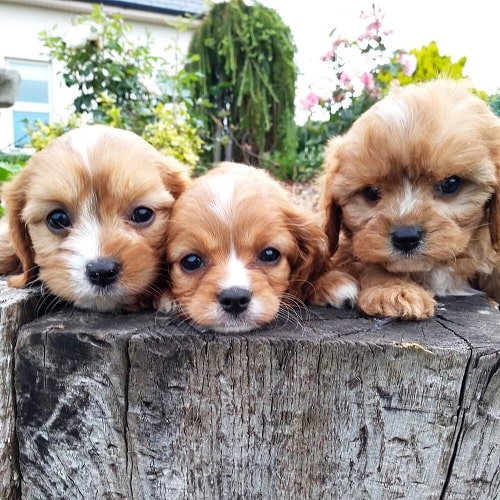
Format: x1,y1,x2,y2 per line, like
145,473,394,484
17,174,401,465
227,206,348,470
329,281,359,308
425,267,477,296
206,175,236,222
60,197,123,310
67,126,102,171
220,248,251,291
396,178,419,217
374,97,411,132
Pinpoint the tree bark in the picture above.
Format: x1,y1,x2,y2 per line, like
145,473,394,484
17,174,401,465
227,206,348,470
4,288,499,499
0,282,39,499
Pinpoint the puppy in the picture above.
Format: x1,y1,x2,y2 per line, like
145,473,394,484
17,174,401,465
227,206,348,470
320,79,500,319
159,162,358,332
0,125,190,312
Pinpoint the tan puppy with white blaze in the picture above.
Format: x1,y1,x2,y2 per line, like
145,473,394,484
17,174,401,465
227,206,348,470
0,125,190,311
321,79,500,320
159,162,358,333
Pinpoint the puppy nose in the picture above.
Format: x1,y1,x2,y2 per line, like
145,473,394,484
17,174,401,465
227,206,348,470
86,258,122,287
391,226,424,253
218,287,252,315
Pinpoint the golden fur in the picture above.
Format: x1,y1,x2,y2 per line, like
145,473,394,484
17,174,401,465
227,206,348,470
0,125,190,311
320,79,500,319
158,162,357,332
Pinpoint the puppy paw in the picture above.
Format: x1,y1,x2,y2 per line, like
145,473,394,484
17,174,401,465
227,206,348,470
309,270,359,308
358,284,435,320
154,291,180,315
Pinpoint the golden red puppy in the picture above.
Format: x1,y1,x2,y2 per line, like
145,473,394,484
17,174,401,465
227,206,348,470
159,162,358,332
0,125,190,311
320,79,500,319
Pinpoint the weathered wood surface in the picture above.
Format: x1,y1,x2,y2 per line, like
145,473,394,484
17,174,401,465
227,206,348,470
0,282,40,500
2,286,499,499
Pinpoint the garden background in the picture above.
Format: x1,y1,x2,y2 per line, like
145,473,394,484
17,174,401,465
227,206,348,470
1,0,499,211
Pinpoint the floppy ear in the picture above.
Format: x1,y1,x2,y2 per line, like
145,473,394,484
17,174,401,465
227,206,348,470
487,118,500,251
284,206,331,298
489,189,500,251
1,168,37,287
157,156,192,200
320,137,344,254
323,196,343,255
0,219,21,274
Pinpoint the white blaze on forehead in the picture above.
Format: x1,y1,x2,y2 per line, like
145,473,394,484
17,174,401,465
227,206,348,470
205,174,236,221
220,248,251,291
395,178,419,217
67,126,104,171
374,97,411,132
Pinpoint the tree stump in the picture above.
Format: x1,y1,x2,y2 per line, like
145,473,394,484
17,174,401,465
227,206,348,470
0,282,40,500
1,278,499,499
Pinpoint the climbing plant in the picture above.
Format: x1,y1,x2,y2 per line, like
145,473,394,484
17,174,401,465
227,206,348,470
186,0,297,170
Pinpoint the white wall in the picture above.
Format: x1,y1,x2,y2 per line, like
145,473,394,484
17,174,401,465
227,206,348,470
0,0,195,152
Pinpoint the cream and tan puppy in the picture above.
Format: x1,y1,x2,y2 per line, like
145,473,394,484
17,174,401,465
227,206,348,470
320,79,500,319
0,125,190,311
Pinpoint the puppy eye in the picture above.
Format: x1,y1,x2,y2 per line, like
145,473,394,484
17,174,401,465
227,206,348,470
436,176,462,196
363,186,381,202
131,207,155,225
258,247,281,264
46,209,71,233
180,254,204,271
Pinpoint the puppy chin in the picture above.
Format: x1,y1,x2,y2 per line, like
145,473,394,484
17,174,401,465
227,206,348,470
179,292,281,333
34,228,162,312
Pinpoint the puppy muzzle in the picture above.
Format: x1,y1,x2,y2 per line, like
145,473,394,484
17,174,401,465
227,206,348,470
218,286,252,316
390,225,424,255
85,258,122,288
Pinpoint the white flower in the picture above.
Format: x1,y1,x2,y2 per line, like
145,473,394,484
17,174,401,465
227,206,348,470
65,22,102,49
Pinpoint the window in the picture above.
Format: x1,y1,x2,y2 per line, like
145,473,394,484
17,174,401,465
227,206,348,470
6,59,51,148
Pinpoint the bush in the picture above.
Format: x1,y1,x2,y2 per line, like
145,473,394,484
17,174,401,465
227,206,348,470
0,155,26,216
295,4,469,179
29,4,203,167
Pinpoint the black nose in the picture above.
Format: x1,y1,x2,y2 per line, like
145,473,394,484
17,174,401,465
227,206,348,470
218,287,252,315
391,226,424,253
85,258,121,287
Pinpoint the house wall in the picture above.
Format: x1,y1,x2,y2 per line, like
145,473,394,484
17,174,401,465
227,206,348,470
0,0,195,152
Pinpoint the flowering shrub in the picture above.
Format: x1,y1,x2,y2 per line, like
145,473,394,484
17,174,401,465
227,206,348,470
28,4,203,167
295,4,467,178
299,4,417,129
142,103,203,169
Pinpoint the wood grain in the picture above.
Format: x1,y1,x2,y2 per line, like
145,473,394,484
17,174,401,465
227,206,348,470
3,288,499,499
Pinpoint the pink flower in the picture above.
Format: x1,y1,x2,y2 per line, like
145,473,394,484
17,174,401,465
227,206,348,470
299,91,321,110
320,49,335,61
340,71,351,85
360,72,375,90
398,53,417,76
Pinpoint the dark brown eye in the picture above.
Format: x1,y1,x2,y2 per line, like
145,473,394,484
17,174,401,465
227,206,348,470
363,186,381,202
436,176,462,196
180,254,204,271
131,207,155,225
258,247,281,264
46,209,71,232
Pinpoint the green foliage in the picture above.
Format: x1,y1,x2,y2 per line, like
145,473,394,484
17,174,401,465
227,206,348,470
395,41,466,85
28,4,203,167
186,0,298,168
26,114,83,151
295,6,470,179
488,93,500,117
142,103,203,169
0,156,25,217
40,4,159,134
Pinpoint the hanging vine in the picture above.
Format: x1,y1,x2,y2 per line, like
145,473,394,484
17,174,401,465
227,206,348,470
186,0,297,168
